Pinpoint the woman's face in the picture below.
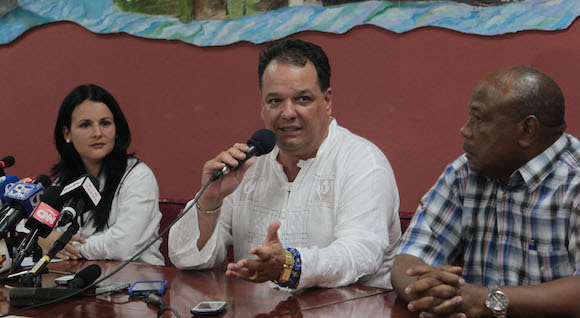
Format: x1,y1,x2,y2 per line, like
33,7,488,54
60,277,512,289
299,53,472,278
63,100,116,172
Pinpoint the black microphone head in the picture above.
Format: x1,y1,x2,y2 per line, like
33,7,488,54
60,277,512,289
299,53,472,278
25,185,64,236
68,264,101,289
0,156,15,168
247,129,276,156
33,174,52,189
41,186,65,210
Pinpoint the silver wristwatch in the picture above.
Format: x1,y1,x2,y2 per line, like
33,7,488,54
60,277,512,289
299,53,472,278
485,285,509,318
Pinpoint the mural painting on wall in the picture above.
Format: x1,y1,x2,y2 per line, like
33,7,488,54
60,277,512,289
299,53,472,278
0,0,578,47
113,0,518,22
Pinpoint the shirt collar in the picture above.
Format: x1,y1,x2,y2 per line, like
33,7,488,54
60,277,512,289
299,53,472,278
516,133,569,189
268,117,337,166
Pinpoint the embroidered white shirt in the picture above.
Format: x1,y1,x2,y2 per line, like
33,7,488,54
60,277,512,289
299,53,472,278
169,119,400,289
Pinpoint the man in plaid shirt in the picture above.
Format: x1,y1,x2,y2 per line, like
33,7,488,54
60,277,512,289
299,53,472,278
392,66,580,318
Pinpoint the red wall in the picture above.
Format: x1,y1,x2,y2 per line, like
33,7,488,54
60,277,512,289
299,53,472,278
1,20,579,212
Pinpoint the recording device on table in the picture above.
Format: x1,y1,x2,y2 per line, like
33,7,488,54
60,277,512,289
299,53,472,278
128,280,168,296
54,273,76,285
95,281,132,294
191,301,227,316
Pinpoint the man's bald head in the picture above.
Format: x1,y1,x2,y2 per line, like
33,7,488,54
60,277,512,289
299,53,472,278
488,66,565,129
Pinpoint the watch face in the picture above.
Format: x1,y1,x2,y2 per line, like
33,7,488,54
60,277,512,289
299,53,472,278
489,292,508,310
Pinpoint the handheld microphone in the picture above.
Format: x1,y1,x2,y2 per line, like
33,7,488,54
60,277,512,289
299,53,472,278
0,175,51,239
11,186,64,270
58,175,101,226
19,176,35,184
0,156,15,177
210,129,276,182
25,186,63,238
0,174,19,208
10,264,102,307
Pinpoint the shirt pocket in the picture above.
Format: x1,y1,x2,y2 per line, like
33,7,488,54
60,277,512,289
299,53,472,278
526,248,574,285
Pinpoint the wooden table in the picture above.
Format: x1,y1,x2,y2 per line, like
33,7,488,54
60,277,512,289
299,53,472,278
0,261,419,318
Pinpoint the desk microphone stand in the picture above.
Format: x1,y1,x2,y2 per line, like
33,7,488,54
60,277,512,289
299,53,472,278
20,219,80,288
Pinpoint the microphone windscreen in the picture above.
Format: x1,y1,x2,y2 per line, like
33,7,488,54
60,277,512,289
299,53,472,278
33,174,52,189
248,129,276,156
0,156,15,168
41,186,64,210
68,264,101,289
10,287,79,307
0,175,19,205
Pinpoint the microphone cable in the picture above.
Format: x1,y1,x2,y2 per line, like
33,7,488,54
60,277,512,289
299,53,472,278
146,294,180,318
0,178,213,317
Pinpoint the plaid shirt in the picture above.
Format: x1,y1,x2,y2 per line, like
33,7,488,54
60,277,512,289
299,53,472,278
398,134,580,286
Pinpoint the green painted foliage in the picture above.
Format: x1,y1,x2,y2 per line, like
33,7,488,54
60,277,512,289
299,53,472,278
113,0,194,23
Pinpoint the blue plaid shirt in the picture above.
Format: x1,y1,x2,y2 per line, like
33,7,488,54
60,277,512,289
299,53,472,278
398,134,580,286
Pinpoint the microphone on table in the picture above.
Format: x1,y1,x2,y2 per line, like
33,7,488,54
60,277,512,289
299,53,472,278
210,129,276,182
57,175,101,226
0,174,51,240
9,264,102,307
0,155,15,177
11,186,64,270
67,264,102,288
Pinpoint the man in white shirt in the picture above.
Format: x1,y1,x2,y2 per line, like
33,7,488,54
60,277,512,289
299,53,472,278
169,39,400,290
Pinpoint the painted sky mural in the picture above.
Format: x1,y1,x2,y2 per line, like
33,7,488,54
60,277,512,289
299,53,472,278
0,0,578,47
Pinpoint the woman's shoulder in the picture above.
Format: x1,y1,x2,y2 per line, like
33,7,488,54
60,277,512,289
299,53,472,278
121,157,158,184
125,157,154,175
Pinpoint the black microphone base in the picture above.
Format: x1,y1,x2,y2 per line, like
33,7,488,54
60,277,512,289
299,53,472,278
10,287,80,307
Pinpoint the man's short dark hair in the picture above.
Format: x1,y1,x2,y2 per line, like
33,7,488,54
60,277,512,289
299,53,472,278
258,39,331,92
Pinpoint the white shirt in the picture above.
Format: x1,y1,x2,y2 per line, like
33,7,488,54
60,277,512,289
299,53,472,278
66,158,165,265
169,119,400,289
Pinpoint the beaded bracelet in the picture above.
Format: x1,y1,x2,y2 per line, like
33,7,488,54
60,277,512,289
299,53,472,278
277,247,301,289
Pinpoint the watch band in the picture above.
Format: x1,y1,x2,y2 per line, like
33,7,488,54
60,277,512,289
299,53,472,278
486,285,508,318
